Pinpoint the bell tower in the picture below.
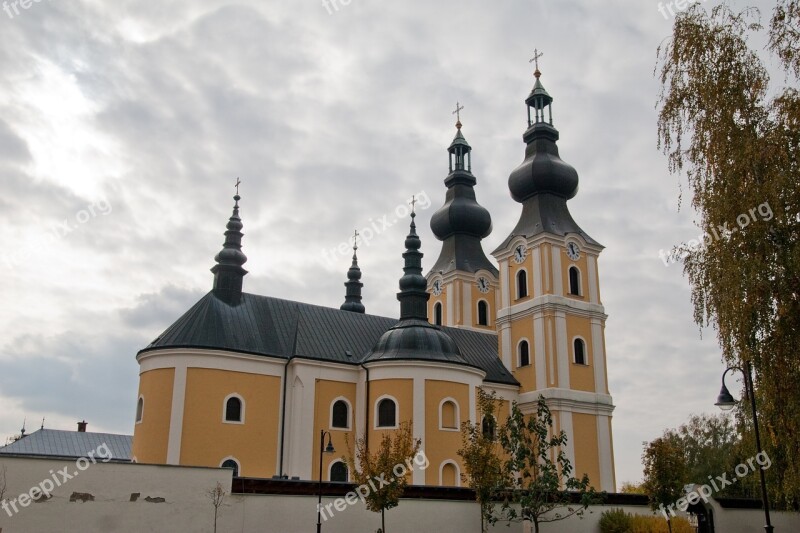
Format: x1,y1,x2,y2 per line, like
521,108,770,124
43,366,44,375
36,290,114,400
491,60,616,491
427,105,498,331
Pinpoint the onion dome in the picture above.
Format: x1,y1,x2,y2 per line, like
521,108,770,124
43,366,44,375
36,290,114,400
429,115,498,276
365,211,466,365
340,232,365,313
211,193,248,305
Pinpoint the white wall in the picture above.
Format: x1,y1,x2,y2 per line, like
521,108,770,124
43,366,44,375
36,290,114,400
0,456,797,533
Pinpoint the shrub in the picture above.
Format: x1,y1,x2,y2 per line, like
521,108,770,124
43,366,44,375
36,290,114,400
599,508,632,533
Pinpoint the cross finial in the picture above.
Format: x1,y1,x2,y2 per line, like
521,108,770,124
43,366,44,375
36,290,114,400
409,195,418,214
529,48,544,77
453,101,464,124
353,229,359,251
235,177,241,195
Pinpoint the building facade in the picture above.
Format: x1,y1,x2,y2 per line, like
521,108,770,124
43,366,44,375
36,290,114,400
131,69,616,490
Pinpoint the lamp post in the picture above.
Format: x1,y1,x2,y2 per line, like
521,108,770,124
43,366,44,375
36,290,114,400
715,361,774,533
316,430,335,533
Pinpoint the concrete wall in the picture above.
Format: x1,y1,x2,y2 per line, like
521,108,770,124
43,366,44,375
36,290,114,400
0,456,797,533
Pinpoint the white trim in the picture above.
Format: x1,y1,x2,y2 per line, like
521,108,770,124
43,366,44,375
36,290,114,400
559,411,576,479
499,259,510,309
551,245,563,296
495,293,607,322
572,336,589,366
587,254,600,304
446,283,454,326
515,268,529,299
597,415,615,491
412,378,425,485
533,315,547,391
532,247,543,297
438,397,461,431
555,313,570,388
166,365,187,465
328,459,349,482
220,456,241,477
476,298,490,326
568,265,583,297
500,324,512,371
438,460,461,487
463,282,472,326
222,393,245,424
591,319,608,395
516,338,531,368
329,397,352,431
374,394,399,429
135,395,144,424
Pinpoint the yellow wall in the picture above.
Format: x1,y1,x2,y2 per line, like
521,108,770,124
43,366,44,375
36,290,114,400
508,250,534,302
471,284,495,330
425,380,469,486
510,318,537,391
560,246,589,300
180,368,281,477
312,379,357,481
132,368,174,464
572,412,601,489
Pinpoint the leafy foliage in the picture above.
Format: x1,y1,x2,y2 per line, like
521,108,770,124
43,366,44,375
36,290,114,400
642,437,688,531
493,396,602,533
457,389,507,533
346,422,421,533
656,1,800,509
599,509,695,533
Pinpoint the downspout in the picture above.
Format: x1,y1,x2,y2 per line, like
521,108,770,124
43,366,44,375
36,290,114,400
278,356,291,477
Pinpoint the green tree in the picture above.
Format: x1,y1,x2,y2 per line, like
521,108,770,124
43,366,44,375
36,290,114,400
642,437,689,533
656,1,800,509
458,389,507,533
619,481,645,494
346,422,421,533
493,396,601,533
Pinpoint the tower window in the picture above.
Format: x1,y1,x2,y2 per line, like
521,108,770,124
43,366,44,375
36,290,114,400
439,461,459,487
434,302,443,326
574,338,587,365
517,270,528,299
331,399,350,429
135,396,144,423
477,300,489,326
221,458,240,477
518,340,530,367
440,399,459,430
224,395,244,423
330,460,349,482
569,267,581,296
481,415,496,439
376,397,397,428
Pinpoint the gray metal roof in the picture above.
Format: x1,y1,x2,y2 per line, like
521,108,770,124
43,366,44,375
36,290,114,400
141,292,518,386
0,429,132,461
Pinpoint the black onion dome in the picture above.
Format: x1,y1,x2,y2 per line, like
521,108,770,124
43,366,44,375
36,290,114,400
211,194,248,305
366,318,466,364
429,122,498,276
508,128,579,201
340,238,365,313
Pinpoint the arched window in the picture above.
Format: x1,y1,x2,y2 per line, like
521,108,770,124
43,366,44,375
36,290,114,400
477,300,489,326
440,461,459,487
569,266,581,296
481,415,496,439
518,340,530,367
221,458,240,477
135,396,144,423
440,399,459,430
224,395,244,423
330,460,349,482
331,399,350,429
376,397,397,428
517,270,528,298
434,302,443,326
574,338,587,365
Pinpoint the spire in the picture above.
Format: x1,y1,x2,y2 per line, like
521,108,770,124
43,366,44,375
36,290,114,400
211,189,248,305
340,230,365,313
397,202,430,320
429,112,497,276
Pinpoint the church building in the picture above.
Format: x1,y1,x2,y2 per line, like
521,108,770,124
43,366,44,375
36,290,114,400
131,66,616,491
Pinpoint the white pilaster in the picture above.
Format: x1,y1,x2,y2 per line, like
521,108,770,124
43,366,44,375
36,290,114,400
413,377,426,485
463,282,472,326
166,364,187,465
499,260,510,310
532,247,543,297
533,314,547,391
587,255,599,304
551,245,563,296
555,312,570,388
597,415,615,491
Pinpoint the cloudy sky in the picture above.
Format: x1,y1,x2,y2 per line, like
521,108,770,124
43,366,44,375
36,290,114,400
0,0,776,486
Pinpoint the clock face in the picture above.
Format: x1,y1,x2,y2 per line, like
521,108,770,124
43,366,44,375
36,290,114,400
477,277,490,293
513,245,527,264
432,280,443,296
566,242,580,261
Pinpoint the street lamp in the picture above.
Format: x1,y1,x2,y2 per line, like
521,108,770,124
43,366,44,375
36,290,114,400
316,430,335,533
715,362,774,533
